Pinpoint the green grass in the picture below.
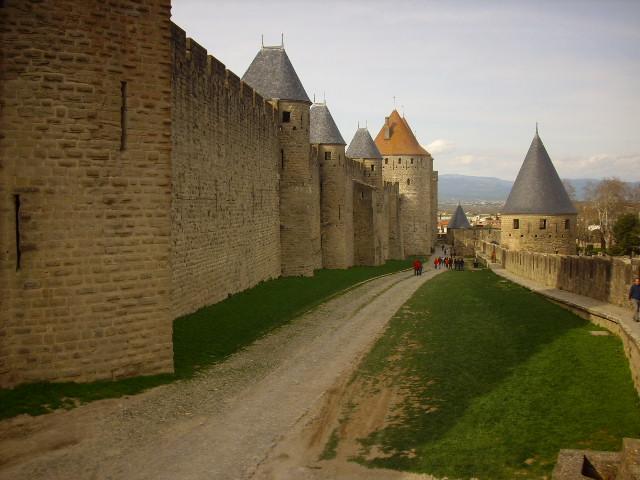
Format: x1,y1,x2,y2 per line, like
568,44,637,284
0,259,414,420
344,269,640,479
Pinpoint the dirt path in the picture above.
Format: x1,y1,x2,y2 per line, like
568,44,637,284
0,265,444,480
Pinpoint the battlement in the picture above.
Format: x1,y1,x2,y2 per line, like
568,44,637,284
171,22,277,122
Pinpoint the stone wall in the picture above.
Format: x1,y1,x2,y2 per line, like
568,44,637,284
277,100,315,276
386,182,404,259
501,214,577,255
353,182,376,265
471,229,640,309
381,154,433,256
0,0,174,387
317,144,352,269
170,26,281,319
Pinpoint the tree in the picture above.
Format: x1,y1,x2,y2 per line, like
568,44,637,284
612,213,640,256
584,178,630,251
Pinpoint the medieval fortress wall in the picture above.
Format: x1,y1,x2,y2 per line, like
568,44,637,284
170,25,282,319
0,0,175,387
0,0,437,388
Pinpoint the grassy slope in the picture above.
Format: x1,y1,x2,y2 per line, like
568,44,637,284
351,269,640,479
0,260,414,420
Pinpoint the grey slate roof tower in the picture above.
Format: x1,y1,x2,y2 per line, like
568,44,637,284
346,128,382,159
310,103,346,145
241,46,310,103
503,131,577,215
449,204,471,229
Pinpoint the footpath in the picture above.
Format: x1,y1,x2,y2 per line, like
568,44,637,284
0,255,444,480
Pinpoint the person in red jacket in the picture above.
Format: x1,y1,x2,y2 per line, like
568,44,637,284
413,259,421,276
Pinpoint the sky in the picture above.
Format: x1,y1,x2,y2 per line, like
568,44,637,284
171,0,640,181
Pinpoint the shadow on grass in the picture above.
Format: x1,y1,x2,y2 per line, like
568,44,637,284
351,269,640,479
0,260,415,421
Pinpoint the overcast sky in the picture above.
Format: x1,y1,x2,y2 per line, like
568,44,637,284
172,0,640,181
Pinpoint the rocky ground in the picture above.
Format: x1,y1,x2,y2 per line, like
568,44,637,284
0,263,443,480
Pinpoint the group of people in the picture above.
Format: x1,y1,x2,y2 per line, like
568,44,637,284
433,256,465,271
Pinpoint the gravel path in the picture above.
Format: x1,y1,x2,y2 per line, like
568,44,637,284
0,265,442,480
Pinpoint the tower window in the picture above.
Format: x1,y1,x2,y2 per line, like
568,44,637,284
384,158,388,164
513,219,519,229
282,111,291,123
281,149,284,169
407,178,411,186
564,219,570,230
539,218,547,230
398,158,401,164
370,164,375,171
324,151,331,161
410,158,414,164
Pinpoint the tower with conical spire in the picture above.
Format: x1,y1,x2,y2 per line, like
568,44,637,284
500,129,577,254
375,110,436,256
310,102,353,268
347,127,386,265
243,43,316,276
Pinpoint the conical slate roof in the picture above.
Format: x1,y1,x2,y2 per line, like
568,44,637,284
242,46,310,103
310,103,345,145
503,132,577,215
346,128,382,159
449,204,471,229
374,110,430,156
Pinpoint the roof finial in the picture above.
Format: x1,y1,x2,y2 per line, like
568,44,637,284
281,33,284,47
393,95,397,109
357,120,360,128
313,93,316,103
536,121,539,135
261,34,264,48
323,91,326,103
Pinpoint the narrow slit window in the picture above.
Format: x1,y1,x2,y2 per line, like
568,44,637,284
384,158,388,164
120,80,127,151
370,164,375,171
513,219,519,229
564,218,570,230
539,218,547,230
281,149,285,169
324,151,331,161
14,194,21,270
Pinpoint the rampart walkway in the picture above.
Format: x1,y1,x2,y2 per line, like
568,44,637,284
0,260,444,480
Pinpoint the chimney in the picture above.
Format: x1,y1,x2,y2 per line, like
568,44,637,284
384,116,390,140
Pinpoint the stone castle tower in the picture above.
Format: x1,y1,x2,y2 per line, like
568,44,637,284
500,129,577,254
447,204,473,255
375,110,436,256
310,103,352,269
347,127,387,264
242,44,318,276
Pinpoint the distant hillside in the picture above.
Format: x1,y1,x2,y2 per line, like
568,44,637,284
438,174,512,202
438,174,638,203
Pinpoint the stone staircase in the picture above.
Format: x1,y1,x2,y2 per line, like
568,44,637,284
552,438,640,480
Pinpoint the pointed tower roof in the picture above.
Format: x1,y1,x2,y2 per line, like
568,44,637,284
374,110,430,156
310,103,345,145
449,204,471,229
503,131,577,215
242,46,310,103
346,127,382,159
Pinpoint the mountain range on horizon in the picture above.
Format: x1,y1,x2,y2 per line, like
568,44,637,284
438,174,639,203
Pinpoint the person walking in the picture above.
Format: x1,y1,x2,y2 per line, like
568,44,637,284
629,277,640,322
413,259,420,276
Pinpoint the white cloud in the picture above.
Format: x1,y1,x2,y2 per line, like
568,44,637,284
425,139,456,155
555,153,640,181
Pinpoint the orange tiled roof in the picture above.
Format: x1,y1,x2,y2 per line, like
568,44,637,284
374,110,430,156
